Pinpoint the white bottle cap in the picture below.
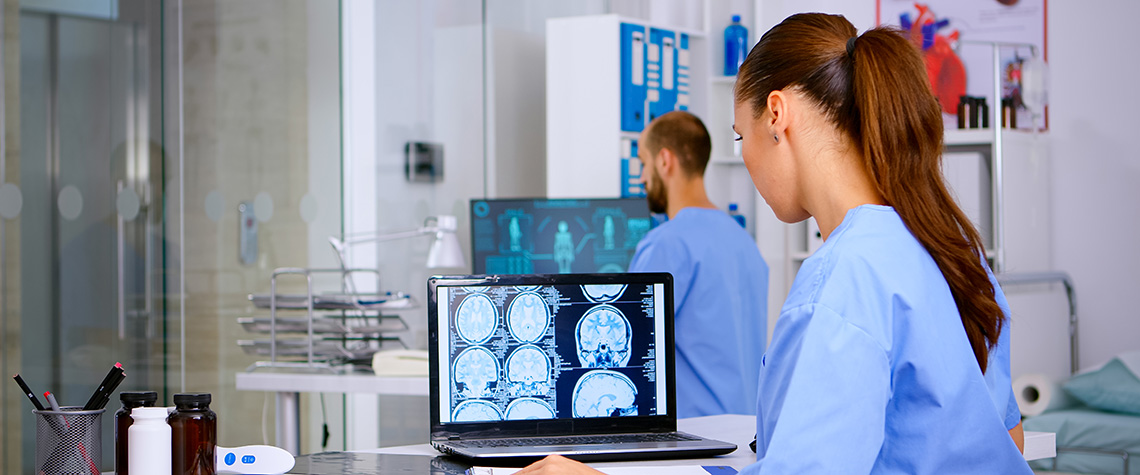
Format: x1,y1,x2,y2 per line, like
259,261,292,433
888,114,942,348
132,407,170,420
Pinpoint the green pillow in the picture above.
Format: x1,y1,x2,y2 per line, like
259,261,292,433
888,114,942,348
1063,357,1140,415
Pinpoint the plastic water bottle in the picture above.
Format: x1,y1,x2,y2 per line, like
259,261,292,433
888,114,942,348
128,407,172,475
724,15,748,76
728,203,746,229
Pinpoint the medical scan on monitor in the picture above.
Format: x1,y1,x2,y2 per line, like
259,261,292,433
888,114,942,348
440,283,665,423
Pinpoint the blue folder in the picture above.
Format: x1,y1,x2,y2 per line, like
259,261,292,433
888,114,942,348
620,23,647,132
648,28,677,122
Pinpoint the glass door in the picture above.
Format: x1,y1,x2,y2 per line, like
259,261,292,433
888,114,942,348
3,1,166,472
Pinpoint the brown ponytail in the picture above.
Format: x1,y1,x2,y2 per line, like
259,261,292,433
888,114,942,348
735,13,1002,373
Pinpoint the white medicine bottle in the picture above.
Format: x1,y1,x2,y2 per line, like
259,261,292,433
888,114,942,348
129,407,172,475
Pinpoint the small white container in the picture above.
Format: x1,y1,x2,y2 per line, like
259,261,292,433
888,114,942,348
129,407,172,475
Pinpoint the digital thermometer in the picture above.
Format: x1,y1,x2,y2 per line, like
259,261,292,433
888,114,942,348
216,445,295,474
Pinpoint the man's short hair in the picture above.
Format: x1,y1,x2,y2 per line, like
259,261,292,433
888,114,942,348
643,111,712,177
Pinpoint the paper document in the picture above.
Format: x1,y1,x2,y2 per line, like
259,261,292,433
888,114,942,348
466,466,737,475
1023,431,1056,461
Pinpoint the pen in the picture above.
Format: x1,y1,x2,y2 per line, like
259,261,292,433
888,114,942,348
12,374,46,411
45,391,100,475
44,391,66,424
83,362,123,410
95,368,127,410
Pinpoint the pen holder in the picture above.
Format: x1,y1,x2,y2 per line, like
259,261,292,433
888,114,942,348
34,406,104,475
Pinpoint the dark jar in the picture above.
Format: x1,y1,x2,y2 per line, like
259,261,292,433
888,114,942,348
115,391,158,475
168,392,218,475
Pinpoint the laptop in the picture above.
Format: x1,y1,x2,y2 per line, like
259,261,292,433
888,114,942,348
427,272,737,464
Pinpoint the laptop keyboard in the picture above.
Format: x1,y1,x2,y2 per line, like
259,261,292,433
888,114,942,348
448,432,700,448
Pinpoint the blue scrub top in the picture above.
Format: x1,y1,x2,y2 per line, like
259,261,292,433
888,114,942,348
629,207,769,418
744,205,1029,474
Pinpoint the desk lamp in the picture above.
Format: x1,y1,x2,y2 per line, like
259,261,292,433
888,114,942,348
328,215,465,291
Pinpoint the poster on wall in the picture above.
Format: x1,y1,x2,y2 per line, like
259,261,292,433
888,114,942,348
877,0,1048,130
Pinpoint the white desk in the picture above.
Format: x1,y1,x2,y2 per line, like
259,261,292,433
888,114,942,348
362,414,1056,470
234,372,429,455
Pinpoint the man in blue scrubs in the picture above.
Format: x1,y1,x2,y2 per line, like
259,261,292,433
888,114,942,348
628,111,769,418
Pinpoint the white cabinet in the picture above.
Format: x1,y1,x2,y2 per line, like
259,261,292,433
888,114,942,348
546,14,709,199
545,12,761,224
943,129,1052,274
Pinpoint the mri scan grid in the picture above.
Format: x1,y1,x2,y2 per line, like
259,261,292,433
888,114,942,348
445,283,661,423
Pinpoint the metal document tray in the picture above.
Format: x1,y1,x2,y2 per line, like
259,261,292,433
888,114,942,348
248,292,415,310
238,315,407,335
237,338,401,360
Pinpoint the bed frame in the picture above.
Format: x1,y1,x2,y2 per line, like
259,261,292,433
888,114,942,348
1000,272,1135,474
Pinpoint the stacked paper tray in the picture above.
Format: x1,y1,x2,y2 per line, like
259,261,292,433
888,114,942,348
247,292,415,310
238,315,407,335
237,338,401,361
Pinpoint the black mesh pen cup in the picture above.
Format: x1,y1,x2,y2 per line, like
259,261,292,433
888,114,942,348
33,406,104,475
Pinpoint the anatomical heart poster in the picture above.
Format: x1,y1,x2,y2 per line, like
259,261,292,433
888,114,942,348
878,0,1048,130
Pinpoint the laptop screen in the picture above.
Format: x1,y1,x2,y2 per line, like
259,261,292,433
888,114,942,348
428,273,675,437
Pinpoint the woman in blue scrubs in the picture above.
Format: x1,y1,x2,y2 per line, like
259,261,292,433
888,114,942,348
519,12,1030,474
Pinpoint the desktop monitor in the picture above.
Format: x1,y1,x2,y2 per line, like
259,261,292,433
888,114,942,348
469,198,653,275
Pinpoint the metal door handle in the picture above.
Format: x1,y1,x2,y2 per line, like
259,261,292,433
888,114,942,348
117,180,126,340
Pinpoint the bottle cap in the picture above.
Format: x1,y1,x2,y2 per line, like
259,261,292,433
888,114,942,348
732,14,741,23
173,392,212,408
728,203,739,211
120,391,159,407
132,406,169,420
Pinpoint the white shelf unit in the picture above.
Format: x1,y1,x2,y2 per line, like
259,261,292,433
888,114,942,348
706,77,741,165
783,127,1050,278
546,14,709,198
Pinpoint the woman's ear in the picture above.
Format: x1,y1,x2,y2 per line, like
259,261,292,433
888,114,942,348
766,90,789,137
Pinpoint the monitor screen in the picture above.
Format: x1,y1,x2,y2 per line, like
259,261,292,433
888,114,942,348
434,281,668,424
469,198,653,274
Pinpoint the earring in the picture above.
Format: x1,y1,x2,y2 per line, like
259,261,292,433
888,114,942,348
773,134,779,144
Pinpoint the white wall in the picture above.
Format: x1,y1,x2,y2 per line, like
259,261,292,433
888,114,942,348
1048,1,1140,369
756,0,876,33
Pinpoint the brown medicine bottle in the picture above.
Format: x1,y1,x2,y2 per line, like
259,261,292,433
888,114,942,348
168,393,218,475
115,391,158,475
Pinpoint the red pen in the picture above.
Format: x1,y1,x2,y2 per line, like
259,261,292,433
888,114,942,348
44,392,100,475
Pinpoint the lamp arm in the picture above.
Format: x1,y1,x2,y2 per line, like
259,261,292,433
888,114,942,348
338,227,433,246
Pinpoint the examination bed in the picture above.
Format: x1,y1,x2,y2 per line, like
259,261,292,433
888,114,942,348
1026,405,1139,474
997,273,1139,474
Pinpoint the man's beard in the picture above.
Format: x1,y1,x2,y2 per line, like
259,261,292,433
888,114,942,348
645,169,668,214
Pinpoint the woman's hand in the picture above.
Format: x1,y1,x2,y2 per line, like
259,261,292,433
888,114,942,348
512,455,606,474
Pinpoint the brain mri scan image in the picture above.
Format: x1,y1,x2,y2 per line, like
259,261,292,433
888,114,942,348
576,304,632,367
453,346,500,399
504,398,556,420
571,370,638,418
506,345,551,397
456,293,497,344
507,292,550,343
581,284,627,302
452,399,503,422
515,285,541,292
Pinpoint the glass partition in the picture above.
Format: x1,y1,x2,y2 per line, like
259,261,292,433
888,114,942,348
172,0,345,455
0,0,344,471
3,1,166,471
